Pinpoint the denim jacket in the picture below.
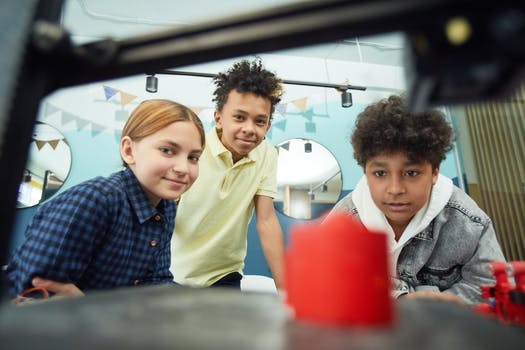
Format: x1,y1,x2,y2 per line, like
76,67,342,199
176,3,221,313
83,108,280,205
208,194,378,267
330,186,506,305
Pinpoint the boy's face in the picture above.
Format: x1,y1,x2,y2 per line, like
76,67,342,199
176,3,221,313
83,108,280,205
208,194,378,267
121,121,203,206
215,90,271,163
365,151,438,235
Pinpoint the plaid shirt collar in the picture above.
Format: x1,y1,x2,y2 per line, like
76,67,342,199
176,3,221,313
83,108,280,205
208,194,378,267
122,167,168,224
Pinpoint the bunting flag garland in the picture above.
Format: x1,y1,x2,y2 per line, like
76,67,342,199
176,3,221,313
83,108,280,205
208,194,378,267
305,122,316,133
103,85,137,106
60,111,77,126
103,85,119,100
266,128,273,140
119,91,137,106
276,103,287,116
272,119,287,132
33,139,64,150
44,103,61,116
291,97,308,112
302,108,314,122
190,107,203,115
43,102,117,138
43,88,330,141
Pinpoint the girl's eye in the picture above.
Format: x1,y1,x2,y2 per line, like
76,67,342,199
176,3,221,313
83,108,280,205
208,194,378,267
160,147,173,155
234,115,244,121
189,155,200,162
373,170,387,177
405,170,419,177
256,119,268,126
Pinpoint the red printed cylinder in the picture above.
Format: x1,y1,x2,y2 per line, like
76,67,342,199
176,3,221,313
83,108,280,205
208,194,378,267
285,212,393,326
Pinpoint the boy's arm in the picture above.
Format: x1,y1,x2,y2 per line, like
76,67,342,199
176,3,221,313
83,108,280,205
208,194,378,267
443,222,506,304
254,195,285,290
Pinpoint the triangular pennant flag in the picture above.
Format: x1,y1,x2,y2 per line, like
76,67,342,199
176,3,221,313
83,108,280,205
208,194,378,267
48,139,61,149
61,111,77,126
265,128,273,140
280,141,290,151
276,103,287,115
302,108,314,122
45,103,61,117
115,109,129,121
190,107,203,115
91,123,105,137
305,122,316,133
103,85,119,101
292,98,307,112
76,118,90,130
35,140,46,150
119,91,137,106
273,119,287,132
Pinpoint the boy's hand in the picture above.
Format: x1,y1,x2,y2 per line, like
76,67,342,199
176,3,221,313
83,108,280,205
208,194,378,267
402,290,464,305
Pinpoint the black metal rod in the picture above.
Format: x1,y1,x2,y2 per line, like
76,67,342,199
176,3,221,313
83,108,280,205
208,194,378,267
156,69,367,91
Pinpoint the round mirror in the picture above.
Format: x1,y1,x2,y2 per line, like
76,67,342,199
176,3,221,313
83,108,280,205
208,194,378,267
17,122,72,208
274,138,342,220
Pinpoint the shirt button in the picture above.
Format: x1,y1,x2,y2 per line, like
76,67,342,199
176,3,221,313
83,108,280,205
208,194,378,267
133,279,140,285
154,215,161,221
150,240,157,247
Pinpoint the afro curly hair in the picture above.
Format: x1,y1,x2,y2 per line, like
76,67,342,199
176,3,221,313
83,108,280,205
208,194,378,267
212,58,283,120
351,95,454,170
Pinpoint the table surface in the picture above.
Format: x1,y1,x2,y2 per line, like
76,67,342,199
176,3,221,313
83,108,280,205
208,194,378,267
1,284,524,350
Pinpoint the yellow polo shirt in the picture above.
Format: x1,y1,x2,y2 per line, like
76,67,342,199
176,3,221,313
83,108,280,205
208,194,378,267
170,127,278,286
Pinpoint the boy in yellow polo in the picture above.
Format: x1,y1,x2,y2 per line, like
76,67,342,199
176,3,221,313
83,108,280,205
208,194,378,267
170,59,285,289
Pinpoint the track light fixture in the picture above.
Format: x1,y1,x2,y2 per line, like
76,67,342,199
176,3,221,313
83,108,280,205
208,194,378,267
341,90,353,108
144,70,366,107
145,74,158,93
304,141,312,153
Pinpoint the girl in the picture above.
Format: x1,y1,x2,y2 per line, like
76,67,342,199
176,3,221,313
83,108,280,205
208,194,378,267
6,99,205,299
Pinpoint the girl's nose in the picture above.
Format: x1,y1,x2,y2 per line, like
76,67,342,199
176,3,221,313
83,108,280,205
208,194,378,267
172,157,189,174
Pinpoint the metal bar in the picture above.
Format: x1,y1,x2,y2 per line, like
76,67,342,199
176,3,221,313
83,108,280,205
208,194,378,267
156,70,367,91
47,0,476,90
0,0,64,300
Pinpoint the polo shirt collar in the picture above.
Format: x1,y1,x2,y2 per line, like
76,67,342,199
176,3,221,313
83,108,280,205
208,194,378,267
122,167,168,224
208,127,255,165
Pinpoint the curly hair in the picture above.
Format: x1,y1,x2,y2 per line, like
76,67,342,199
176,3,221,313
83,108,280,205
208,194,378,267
351,95,454,169
212,58,283,119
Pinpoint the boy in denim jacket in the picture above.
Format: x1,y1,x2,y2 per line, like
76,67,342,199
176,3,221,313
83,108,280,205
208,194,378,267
327,95,505,305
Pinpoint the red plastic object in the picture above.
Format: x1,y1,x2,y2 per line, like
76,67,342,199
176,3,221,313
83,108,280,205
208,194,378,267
285,212,393,326
475,261,525,327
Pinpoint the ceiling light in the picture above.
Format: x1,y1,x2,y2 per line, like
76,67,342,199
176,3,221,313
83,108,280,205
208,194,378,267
341,90,353,108
304,141,312,153
145,74,158,93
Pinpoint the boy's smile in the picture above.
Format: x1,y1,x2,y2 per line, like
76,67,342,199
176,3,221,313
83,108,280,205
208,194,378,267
365,151,438,238
214,90,271,163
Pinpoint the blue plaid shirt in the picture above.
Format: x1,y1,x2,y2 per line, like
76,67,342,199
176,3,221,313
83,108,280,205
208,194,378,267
6,167,176,297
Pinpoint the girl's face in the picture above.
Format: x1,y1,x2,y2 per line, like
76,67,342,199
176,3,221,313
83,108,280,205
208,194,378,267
365,151,438,237
121,121,203,206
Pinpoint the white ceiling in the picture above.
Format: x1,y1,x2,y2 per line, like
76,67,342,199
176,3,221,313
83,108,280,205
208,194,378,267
61,0,406,67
